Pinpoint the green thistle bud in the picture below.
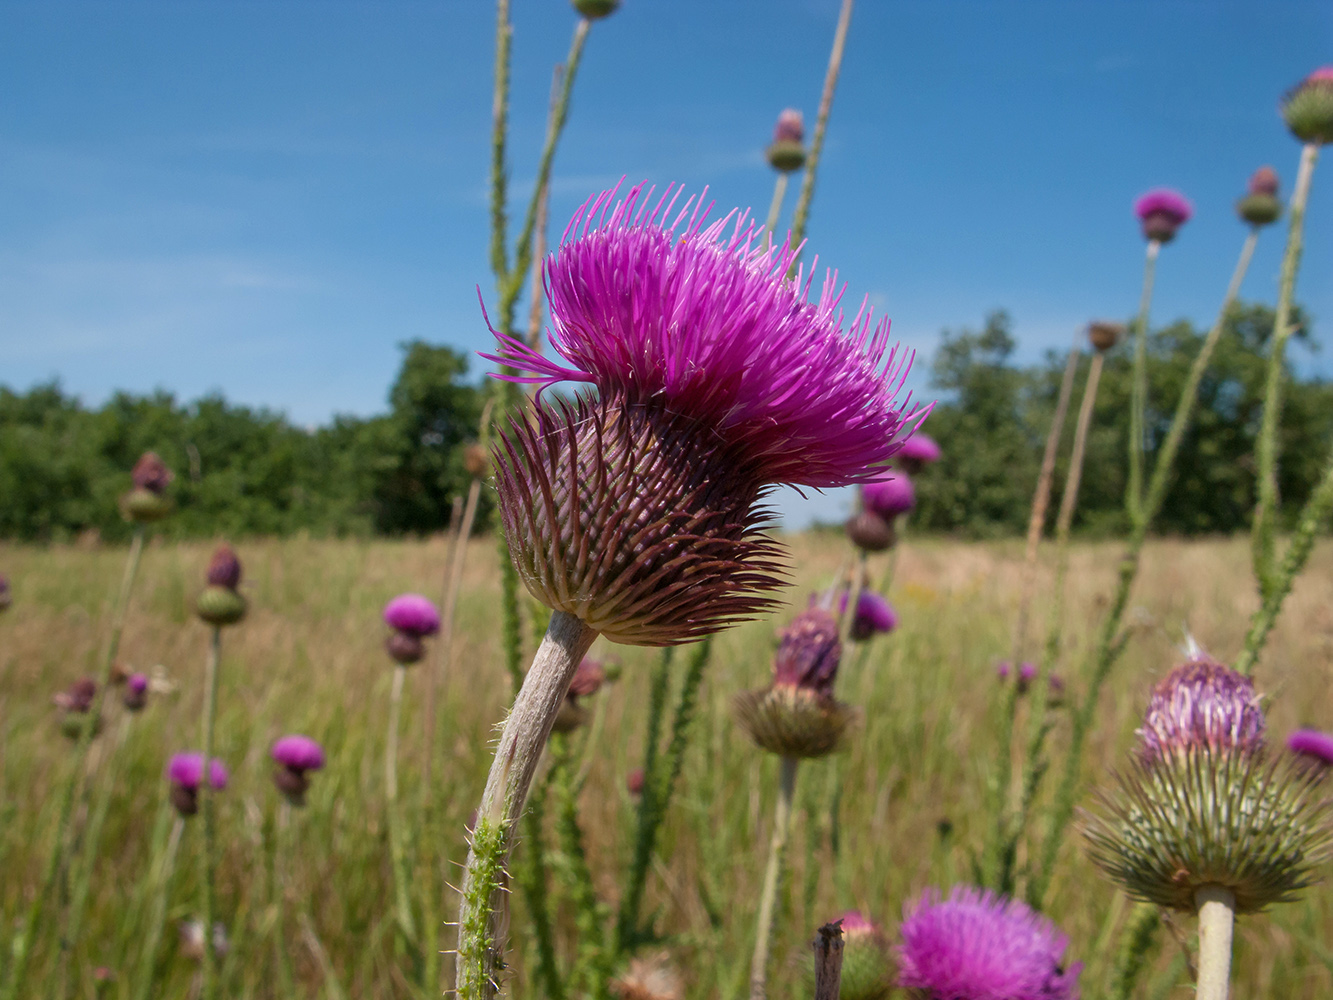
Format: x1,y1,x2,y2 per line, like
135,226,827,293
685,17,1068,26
831,912,894,1000
1281,67,1333,146
572,0,620,20
734,684,855,759
121,487,173,523
766,109,807,173
196,585,247,627
1236,166,1282,227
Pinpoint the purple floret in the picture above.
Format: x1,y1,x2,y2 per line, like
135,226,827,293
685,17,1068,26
1133,189,1192,224
839,590,898,640
771,608,842,698
1137,656,1264,763
773,108,804,144
862,474,916,519
898,886,1081,1000
167,752,229,791
1288,729,1333,767
482,182,921,490
383,593,441,637
271,735,326,773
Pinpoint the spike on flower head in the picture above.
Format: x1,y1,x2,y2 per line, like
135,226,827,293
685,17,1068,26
1137,656,1264,764
772,607,842,697
839,590,898,642
1282,66,1333,145
1133,189,1193,244
132,452,173,494
383,593,441,637
897,886,1081,1000
862,474,915,520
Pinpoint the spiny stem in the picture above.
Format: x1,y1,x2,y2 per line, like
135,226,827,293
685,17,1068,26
455,611,599,1000
1108,902,1162,1000
551,736,611,999
0,526,145,1000
516,772,564,1000
1195,886,1235,1000
131,816,185,1000
1252,142,1319,598
199,627,222,1000
749,756,800,1000
488,0,512,282
787,0,854,268
1128,240,1161,524
385,662,417,944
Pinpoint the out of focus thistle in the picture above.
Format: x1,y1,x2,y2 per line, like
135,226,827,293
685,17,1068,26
167,753,228,818
1281,66,1333,145
0,572,11,612
1236,166,1282,227
839,589,898,642
54,678,100,740
1083,655,1333,1000
122,671,150,711
383,592,441,664
896,886,1081,1000
1288,729,1333,776
893,432,939,476
553,654,606,733
1133,188,1192,245
847,472,916,554
121,451,174,523
1086,320,1124,353
271,735,326,807
767,108,807,173
195,544,246,627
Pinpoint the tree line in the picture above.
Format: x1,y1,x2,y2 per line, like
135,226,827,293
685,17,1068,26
2,301,1327,542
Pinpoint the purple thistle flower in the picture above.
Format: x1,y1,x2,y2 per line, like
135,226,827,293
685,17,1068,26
895,432,940,474
131,452,174,495
1248,166,1279,196
168,753,229,791
1288,729,1333,768
383,593,441,637
772,607,842,698
1133,188,1193,244
206,545,242,590
862,473,916,520
271,735,326,773
838,590,898,642
773,109,805,145
897,886,1081,1000
1137,656,1264,764
839,909,878,937
123,672,150,711
483,183,919,491
567,657,607,698
54,678,98,713
0,572,11,611
1282,66,1333,145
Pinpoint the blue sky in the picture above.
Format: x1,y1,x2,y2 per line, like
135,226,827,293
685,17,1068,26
1,1,1330,524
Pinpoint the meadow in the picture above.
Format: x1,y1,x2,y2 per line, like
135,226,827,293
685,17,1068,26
3,530,1331,999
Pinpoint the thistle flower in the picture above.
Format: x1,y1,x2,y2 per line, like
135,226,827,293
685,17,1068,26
735,607,854,759
894,432,940,475
484,183,917,646
1083,659,1333,913
0,572,11,611
382,593,440,664
839,590,898,642
1281,66,1333,145
862,473,915,521
271,734,326,806
1288,729,1333,774
845,509,896,553
123,672,150,712
122,452,174,523
897,886,1081,1000
766,108,807,173
1236,166,1283,227
54,678,97,714
1133,189,1192,244
196,544,246,627
572,0,620,20
1087,320,1125,353
827,911,893,1000
167,752,228,817
553,655,607,733
626,767,645,796
997,660,1037,687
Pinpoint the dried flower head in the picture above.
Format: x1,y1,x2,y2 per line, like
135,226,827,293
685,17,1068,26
1287,729,1333,772
1133,189,1193,244
1087,321,1125,353
611,952,683,1000
1282,66,1333,145
767,108,807,172
897,886,1081,1000
1236,166,1283,227
1137,656,1264,764
123,672,150,712
484,185,916,646
862,474,915,520
829,911,894,1000
839,590,898,642
845,509,896,553
383,593,441,637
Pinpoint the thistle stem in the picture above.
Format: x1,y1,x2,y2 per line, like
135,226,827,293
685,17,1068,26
763,172,789,252
0,526,145,1000
749,755,800,1000
1128,240,1161,524
787,0,854,267
199,626,222,1000
455,611,598,1000
385,662,417,944
1251,143,1319,597
131,816,185,1000
487,0,512,283
273,801,296,998
1195,886,1235,1000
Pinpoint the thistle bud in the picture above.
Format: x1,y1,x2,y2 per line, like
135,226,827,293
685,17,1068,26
572,0,620,20
271,735,326,806
626,767,645,796
167,752,228,817
839,590,898,642
123,673,150,712
824,911,894,1000
1133,189,1192,244
385,631,425,665
197,545,246,626
0,573,11,612
1281,67,1333,146
121,452,174,523
1087,320,1125,353
862,474,915,521
845,510,896,553
1236,166,1282,227
766,108,807,173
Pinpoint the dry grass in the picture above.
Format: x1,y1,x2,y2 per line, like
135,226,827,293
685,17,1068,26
1,531,1331,998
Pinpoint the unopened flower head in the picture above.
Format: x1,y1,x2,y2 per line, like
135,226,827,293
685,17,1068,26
168,752,228,817
196,545,247,626
894,432,940,475
897,886,1081,1000
1137,656,1264,764
1133,189,1193,244
1236,165,1282,227
484,183,919,646
54,678,97,714
207,545,242,589
383,593,441,637
1281,66,1333,145
572,0,620,20
1288,729,1333,773
123,672,150,712
845,509,896,552
271,734,325,806
828,911,893,1000
862,473,915,520
839,590,898,642
122,453,174,522
132,452,174,494
1087,321,1125,353
767,108,807,172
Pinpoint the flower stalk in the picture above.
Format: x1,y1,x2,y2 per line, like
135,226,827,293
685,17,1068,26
199,627,222,1000
385,662,417,945
1194,886,1236,1000
1128,240,1161,522
131,816,185,1000
749,755,800,1000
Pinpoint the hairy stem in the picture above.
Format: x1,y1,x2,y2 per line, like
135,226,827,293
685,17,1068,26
1108,902,1161,1000
455,611,598,1000
385,663,417,944
516,772,564,1000
1251,142,1319,598
552,737,610,999
488,0,512,282
131,816,185,1000
763,172,790,252
1195,886,1235,1000
1128,240,1161,523
749,756,800,1000
199,627,222,1000
0,527,145,1000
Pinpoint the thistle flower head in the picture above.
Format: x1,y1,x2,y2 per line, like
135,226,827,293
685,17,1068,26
772,607,842,697
123,672,149,712
1137,656,1264,764
845,509,896,552
197,547,247,627
894,432,940,475
839,590,898,642
1087,321,1125,353
1288,729,1333,770
168,752,229,791
54,678,97,714
206,545,242,589
997,661,1040,692
1236,166,1282,227
897,886,1081,1000
132,452,173,494
767,109,807,172
122,455,174,522
567,656,607,698
1282,66,1333,145
828,911,894,1000
1248,165,1280,196
383,593,441,637
627,767,645,796
0,573,10,611
272,735,326,773
385,631,425,665
862,473,915,520
1133,189,1193,244
773,108,805,145
572,0,620,20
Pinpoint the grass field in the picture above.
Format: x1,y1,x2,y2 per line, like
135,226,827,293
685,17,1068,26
2,531,1331,998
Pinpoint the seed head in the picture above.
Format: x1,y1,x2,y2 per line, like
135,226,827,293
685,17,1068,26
1133,189,1193,244
845,509,896,553
383,593,441,637
1281,66,1333,145
1087,321,1125,353
1137,656,1264,765
897,886,1081,1000
767,108,807,173
862,474,915,520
